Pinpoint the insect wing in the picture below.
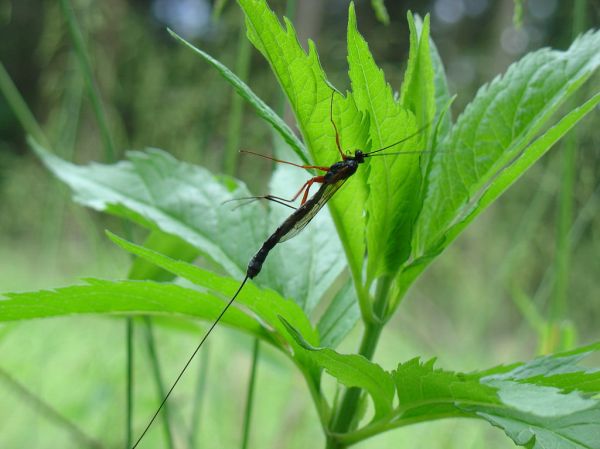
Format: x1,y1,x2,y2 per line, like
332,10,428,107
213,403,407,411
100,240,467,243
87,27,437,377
279,179,346,243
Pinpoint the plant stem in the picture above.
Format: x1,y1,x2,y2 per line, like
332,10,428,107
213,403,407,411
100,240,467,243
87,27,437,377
241,339,260,449
547,0,586,352
59,0,116,162
221,10,261,448
326,276,393,448
189,341,210,448
224,16,252,176
0,62,50,148
0,367,106,449
126,318,134,449
143,318,175,449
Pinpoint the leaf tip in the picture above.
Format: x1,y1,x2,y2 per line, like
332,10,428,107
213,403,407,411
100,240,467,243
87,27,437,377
348,1,357,28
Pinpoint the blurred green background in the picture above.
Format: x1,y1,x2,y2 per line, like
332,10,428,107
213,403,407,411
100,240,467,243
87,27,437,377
0,0,599,448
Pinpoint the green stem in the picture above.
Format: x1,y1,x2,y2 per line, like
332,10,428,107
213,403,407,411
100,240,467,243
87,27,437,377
58,0,116,162
189,341,210,448
326,276,392,448
126,319,134,449
143,318,175,449
0,367,106,449
241,339,260,449
336,409,471,446
0,62,50,148
224,22,252,176
547,0,586,351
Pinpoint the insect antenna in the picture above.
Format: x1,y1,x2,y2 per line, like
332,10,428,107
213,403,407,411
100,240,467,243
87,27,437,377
366,149,437,157
130,276,250,449
364,123,431,156
240,150,329,172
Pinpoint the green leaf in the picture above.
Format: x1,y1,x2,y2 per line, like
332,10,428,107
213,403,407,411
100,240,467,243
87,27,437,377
393,358,500,410
168,29,308,164
281,317,395,420
346,3,422,281
0,280,266,339
417,14,452,145
480,342,600,395
325,94,370,301
237,0,331,164
444,91,600,248
370,0,389,25
475,404,600,449
32,142,347,315
469,345,600,449
236,0,371,309
339,347,600,446
399,13,435,134
128,230,199,281
418,30,600,253
107,231,319,346
32,142,259,278
317,280,360,348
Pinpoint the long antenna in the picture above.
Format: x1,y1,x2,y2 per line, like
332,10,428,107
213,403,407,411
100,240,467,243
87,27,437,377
130,275,250,449
367,149,436,157
365,123,430,156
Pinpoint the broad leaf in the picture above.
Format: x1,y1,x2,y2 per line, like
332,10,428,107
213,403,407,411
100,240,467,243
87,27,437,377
107,232,319,348
444,91,600,247
317,280,360,348
393,358,500,410
475,404,600,449
346,4,422,282
32,142,346,315
470,346,600,449
418,30,600,253
236,0,371,306
238,0,331,163
33,142,259,278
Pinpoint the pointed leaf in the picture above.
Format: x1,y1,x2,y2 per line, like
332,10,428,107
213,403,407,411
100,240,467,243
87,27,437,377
32,142,346,313
0,280,266,339
393,358,500,410
400,13,435,133
237,0,371,297
107,232,319,347
281,317,395,420
347,4,422,280
419,30,600,252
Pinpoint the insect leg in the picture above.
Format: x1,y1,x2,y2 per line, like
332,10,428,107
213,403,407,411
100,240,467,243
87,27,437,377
329,91,345,160
300,176,325,205
240,150,329,172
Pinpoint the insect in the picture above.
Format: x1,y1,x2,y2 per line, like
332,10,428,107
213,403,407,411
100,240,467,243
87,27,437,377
130,91,427,448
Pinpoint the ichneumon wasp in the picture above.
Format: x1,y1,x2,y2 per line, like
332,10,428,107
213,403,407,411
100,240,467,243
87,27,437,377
130,89,429,448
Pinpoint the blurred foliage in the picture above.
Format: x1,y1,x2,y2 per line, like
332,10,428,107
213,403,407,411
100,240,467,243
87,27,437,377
0,0,599,448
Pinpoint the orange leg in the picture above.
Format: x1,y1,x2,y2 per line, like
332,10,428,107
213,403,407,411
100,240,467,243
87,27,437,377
258,175,326,206
300,176,325,205
240,150,329,172
329,92,345,160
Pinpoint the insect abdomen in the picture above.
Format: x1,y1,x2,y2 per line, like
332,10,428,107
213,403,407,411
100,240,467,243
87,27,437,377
247,234,279,278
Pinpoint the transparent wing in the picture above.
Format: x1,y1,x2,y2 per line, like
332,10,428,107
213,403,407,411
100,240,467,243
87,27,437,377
279,179,347,243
